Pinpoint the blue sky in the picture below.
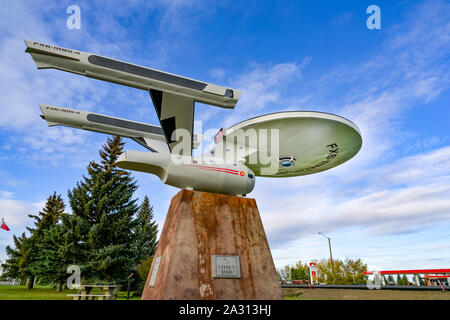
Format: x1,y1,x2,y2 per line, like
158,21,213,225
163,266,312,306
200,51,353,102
0,0,449,273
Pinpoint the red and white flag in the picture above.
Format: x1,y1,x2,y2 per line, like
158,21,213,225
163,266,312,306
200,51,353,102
1,218,10,231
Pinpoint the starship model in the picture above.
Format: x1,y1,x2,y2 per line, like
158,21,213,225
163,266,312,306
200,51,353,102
25,40,362,196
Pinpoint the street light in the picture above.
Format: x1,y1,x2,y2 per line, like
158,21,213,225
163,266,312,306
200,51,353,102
318,232,335,284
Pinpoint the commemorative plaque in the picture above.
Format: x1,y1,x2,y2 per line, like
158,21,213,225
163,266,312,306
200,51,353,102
149,255,161,287
212,255,241,278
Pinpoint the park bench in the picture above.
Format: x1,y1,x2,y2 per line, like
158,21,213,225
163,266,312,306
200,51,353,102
67,284,118,300
67,293,113,300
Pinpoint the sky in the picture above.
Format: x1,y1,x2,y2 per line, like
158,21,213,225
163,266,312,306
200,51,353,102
0,0,449,273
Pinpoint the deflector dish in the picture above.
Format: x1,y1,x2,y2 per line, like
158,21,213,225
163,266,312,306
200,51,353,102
218,111,362,177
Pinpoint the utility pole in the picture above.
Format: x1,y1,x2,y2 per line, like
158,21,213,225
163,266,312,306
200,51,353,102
319,232,335,284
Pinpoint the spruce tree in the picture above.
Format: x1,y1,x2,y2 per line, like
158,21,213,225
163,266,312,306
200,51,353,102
29,212,87,291
27,193,65,238
402,274,408,285
26,192,65,289
133,196,158,262
3,233,31,284
4,193,64,289
68,136,138,283
388,275,394,285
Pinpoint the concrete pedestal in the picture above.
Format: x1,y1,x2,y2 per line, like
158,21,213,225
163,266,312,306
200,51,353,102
141,190,282,300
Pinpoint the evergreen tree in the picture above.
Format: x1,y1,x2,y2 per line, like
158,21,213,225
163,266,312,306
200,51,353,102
3,232,32,284
27,193,65,238
68,136,138,282
29,212,87,291
400,274,408,285
133,196,158,262
27,192,65,289
30,223,66,290
4,193,64,289
387,275,395,285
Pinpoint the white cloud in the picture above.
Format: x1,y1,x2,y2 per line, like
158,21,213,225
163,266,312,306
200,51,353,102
258,133,450,249
253,1,450,270
187,2,450,270
309,1,450,172
155,0,211,35
209,68,226,80
0,171,26,188
0,191,13,199
0,191,49,261
222,58,311,127
0,1,162,167
0,197,42,228
0,0,223,168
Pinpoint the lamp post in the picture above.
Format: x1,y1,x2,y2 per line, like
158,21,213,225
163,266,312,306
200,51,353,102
318,232,335,284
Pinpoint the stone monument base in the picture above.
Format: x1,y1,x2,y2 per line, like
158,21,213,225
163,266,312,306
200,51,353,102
141,190,282,300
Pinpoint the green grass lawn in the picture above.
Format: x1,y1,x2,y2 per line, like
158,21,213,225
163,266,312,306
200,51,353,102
0,285,141,300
